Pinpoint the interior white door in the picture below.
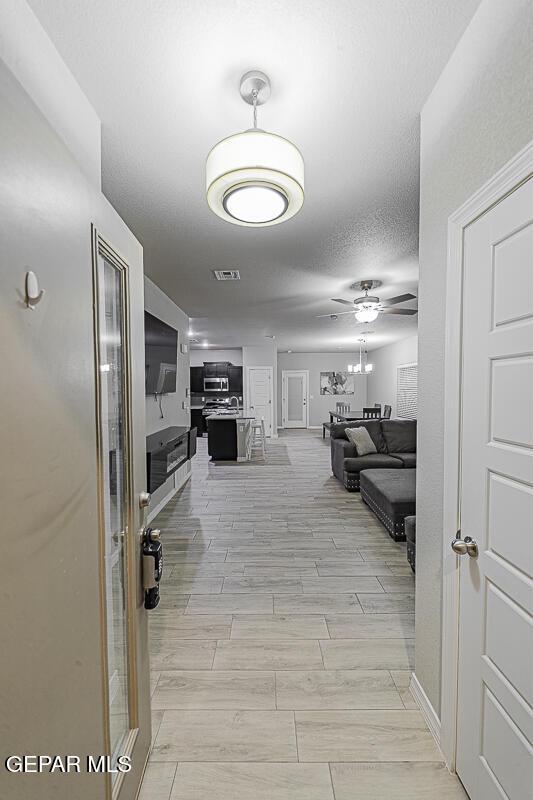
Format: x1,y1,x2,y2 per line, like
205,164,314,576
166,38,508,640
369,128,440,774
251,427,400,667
282,370,308,428
248,367,273,436
456,175,533,800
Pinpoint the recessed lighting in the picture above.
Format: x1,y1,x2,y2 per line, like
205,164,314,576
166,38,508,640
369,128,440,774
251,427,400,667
287,349,292,353
202,342,209,348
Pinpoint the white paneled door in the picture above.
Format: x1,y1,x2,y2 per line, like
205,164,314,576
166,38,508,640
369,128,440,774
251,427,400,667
247,367,273,436
282,370,309,428
456,175,533,799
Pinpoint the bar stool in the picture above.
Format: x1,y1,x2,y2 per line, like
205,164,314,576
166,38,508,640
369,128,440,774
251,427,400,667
250,417,266,458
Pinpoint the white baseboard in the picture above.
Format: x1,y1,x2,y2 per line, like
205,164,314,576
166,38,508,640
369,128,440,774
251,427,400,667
148,466,191,522
410,672,442,751
307,425,322,430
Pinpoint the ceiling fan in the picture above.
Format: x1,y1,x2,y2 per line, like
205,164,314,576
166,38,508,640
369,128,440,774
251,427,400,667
317,280,417,323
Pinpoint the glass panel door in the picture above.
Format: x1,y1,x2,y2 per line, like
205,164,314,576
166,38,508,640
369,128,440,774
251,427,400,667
284,371,307,428
95,250,132,780
287,375,304,421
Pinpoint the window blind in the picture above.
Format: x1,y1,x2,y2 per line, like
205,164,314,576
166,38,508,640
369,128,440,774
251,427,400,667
397,363,418,419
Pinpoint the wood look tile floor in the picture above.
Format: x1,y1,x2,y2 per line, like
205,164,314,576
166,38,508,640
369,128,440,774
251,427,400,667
140,431,467,799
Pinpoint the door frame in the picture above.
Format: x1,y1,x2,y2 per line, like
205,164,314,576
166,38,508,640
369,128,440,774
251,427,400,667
92,227,144,800
244,366,275,436
281,369,309,428
440,140,533,771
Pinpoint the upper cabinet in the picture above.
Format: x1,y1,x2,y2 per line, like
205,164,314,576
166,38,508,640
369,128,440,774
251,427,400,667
190,362,242,393
228,365,243,393
190,366,204,393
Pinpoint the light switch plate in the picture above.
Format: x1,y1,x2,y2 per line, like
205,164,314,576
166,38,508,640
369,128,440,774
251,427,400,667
180,343,188,354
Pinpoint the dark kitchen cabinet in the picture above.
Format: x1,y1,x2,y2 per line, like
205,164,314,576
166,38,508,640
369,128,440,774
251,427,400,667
228,366,243,393
204,363,216,378
190,366,204,393
216,363,229,377
190,407,206,437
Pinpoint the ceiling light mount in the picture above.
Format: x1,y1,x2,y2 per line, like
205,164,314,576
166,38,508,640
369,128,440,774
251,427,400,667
239,70,271,107
206,70,304,227
350,279,382,292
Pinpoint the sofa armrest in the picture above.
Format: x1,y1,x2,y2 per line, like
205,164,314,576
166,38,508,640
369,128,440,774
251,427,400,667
331,438,356,480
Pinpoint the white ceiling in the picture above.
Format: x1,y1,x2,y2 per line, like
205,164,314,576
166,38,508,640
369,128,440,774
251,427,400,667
29,0,479,352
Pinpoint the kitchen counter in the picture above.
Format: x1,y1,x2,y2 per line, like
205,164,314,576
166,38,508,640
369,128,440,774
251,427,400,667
205,412,252,420
206,415,253,460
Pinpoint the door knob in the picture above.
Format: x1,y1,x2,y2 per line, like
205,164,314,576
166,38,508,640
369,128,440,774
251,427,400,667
451,536,478,558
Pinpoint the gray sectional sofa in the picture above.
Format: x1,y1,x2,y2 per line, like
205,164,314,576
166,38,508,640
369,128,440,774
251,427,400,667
330,418,417,491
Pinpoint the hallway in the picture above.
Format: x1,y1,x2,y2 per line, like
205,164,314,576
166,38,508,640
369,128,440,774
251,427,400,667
141,431,466,799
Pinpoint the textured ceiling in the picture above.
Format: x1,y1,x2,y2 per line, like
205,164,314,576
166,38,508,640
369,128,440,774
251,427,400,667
29,0,479,351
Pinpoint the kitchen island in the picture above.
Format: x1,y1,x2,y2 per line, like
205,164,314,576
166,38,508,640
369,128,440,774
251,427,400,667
206,412,254,461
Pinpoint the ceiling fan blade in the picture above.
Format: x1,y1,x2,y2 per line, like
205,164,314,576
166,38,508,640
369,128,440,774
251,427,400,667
380,293,417,307
331,298,355,306
316,309,355,318
381,307,418,315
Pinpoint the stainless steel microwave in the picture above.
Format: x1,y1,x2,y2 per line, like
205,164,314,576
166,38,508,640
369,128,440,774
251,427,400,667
204,376,229,392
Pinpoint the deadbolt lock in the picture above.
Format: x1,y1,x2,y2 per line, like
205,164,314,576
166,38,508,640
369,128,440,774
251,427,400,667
139,491,151,509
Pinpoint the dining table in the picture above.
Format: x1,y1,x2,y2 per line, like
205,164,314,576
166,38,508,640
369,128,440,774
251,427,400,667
328,410,364,423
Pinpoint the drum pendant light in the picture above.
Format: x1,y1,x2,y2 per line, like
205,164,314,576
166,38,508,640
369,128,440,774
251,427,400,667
206,71,304,227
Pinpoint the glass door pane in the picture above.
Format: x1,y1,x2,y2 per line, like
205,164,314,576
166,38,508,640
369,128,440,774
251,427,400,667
96,253,131,777
287,375,304,421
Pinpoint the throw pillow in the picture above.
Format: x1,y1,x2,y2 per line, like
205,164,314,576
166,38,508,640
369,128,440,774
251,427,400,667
345,426,377,456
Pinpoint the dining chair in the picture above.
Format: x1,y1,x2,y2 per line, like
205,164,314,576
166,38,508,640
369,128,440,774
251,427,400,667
362,407,381,419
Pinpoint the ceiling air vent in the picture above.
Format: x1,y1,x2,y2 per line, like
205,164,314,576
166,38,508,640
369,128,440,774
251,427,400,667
213,270,241,281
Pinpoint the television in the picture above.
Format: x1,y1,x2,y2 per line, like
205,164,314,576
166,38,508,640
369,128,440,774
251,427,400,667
144,311,178,395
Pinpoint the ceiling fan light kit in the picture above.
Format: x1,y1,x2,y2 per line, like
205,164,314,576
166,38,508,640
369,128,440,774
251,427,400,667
319,279,418,321
206,71,304,227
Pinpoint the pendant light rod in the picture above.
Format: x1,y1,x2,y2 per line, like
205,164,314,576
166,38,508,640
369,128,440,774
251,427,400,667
253,89,258,129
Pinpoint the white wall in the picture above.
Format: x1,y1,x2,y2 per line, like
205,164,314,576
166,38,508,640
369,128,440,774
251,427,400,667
416,0,533,717
190,348,242,366
277,353,368,428
144,276,191,510
366,335,418,417
1,0,101,187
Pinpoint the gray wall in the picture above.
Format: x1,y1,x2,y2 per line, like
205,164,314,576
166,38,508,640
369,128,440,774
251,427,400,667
1,21,150,797
366,335,418,417
416,0,533,716
190,348,242,366
277,352,368,428
144,276,190,509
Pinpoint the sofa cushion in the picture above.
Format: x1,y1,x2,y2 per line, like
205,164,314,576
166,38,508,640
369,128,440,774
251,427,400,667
330,420,388,454
381,420,417,453
389,452,417,468
343,454,404,473
346,426,377,456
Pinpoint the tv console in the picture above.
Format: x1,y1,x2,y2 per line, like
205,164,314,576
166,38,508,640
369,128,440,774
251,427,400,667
146,426,197,494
